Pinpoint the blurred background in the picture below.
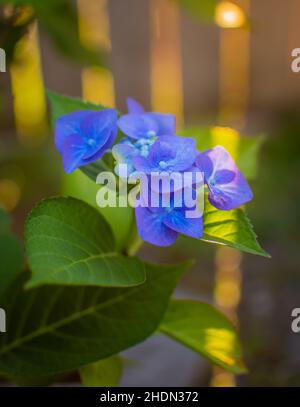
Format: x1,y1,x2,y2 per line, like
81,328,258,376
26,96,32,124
0,0,300,387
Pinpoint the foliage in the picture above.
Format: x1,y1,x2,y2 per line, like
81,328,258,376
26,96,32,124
0,0,106,65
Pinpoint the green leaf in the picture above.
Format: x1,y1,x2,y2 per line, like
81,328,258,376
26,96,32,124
202,195,269,257
0,261,190,377
25,197,145,288
175,0,217,21
180,127,264,179
79,356,123,387
47,90,105,125
0,208,11,234
160,299,246,374
62,171,134,252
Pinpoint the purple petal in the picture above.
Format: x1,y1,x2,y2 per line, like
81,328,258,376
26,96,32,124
127,97,145,114
62,135,88,173
163,208,203,239
135,206,178,247
214,169,235,184
195,152,214,179
202,146,253,210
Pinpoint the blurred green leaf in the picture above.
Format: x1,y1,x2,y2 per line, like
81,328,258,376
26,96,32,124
0,0,106,66
160,299,246,374
175,0,217,21
47,90,105,124
79,356,123,387
25,197,145,288
202,195,269,257
0,260,190,377
180,127,264,179
0,208,11,234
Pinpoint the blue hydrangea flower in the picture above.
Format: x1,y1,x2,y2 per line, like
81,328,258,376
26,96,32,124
134,135,197,173
112,137,156,178
135,192,203,246
195,145,253,210
113,98,176,178
55,109,117,173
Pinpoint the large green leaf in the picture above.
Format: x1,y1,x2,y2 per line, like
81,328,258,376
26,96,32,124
62,171,134,252
160,299,246,374
202,195,269,257
25,197,145,288
180,127,264,179
0,261,190,377
175,0,217,21
79,356,123,387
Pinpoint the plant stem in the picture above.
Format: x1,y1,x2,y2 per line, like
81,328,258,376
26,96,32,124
127,234,143,256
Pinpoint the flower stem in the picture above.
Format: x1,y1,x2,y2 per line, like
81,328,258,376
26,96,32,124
127,234,143,256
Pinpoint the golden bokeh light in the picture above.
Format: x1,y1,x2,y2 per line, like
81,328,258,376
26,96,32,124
0,179,21,212
10,22,47,144
78,0,115,106
215,1,246,29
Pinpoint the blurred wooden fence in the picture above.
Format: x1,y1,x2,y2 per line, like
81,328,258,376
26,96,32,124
1,0,300,140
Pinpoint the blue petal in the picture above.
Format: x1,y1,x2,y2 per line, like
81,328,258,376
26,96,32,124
81,109,117,158
55,110,89,153
55,108,118,173
62,135,88,173
134,135,197,173
118,114,158,139
82,130,116,165
127,97,145,114
112,142,138,177
146,113,176,136
163,208,203,239
135,206,178,246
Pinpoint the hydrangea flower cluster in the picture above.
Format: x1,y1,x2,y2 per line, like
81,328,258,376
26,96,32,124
55,98,253,247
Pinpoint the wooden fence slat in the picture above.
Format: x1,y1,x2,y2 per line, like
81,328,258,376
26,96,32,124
108,0,151,112
180,11,219,125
